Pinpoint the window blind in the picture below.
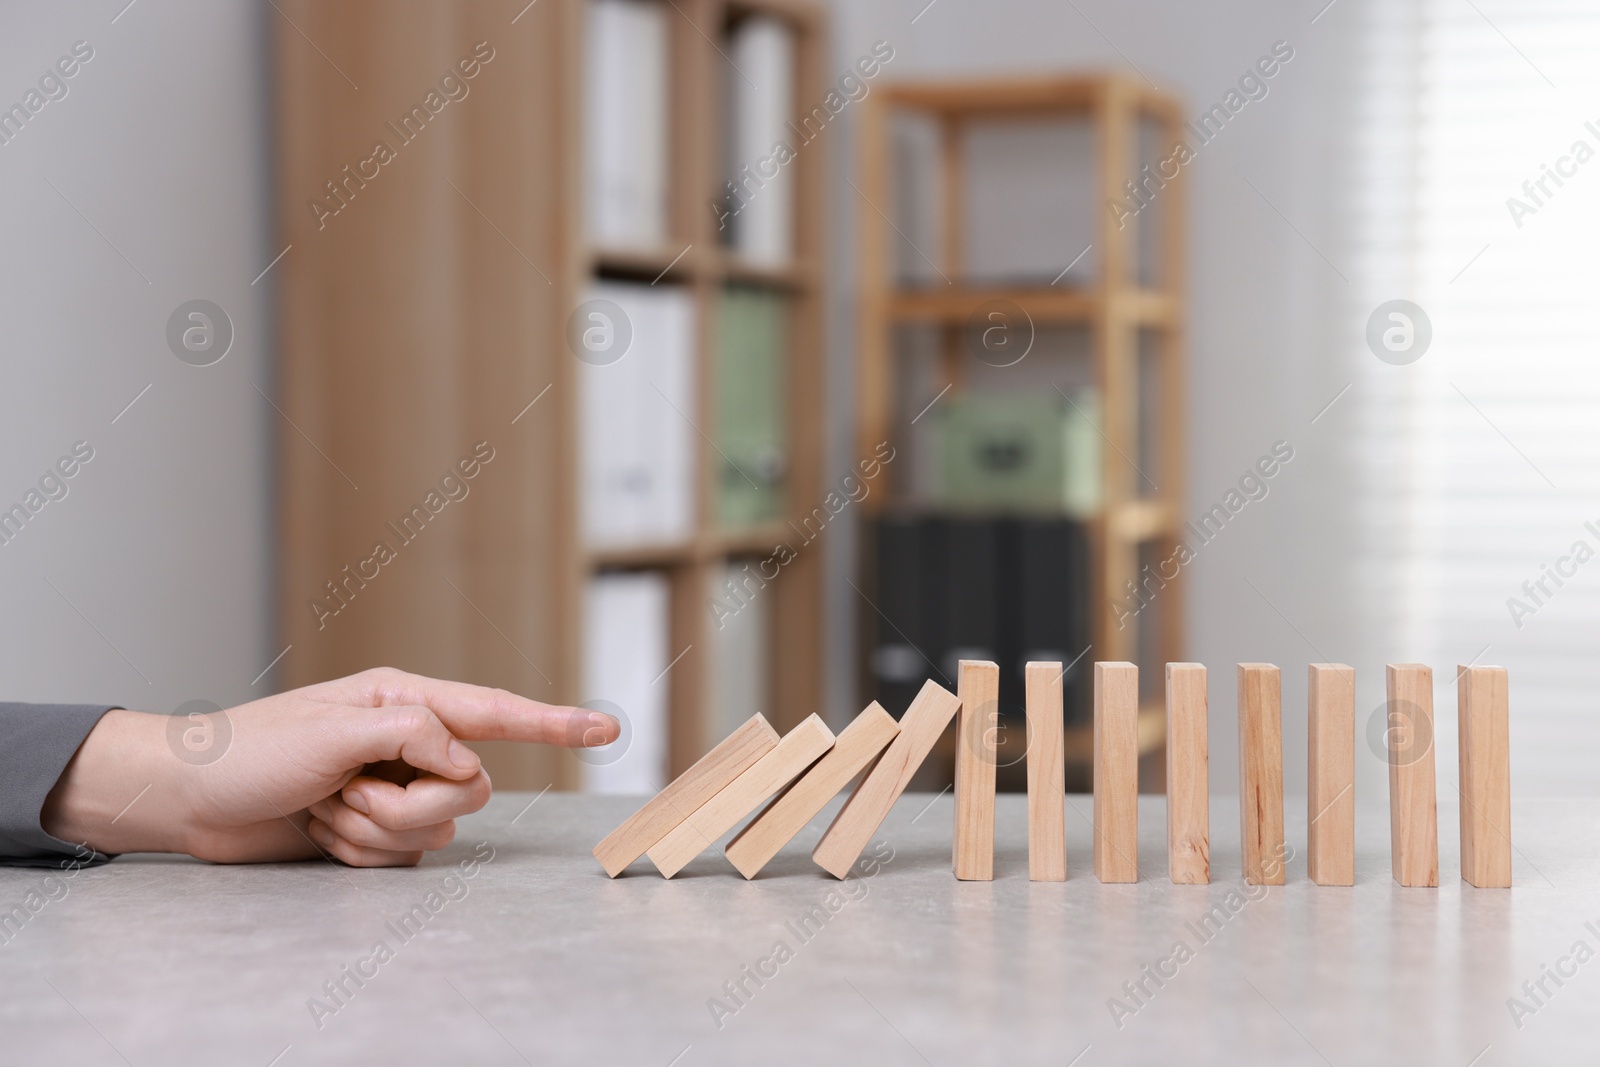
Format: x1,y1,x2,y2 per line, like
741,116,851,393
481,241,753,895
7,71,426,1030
1354,0,1600,794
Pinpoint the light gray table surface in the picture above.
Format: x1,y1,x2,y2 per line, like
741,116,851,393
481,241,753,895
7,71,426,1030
0,791,1592,1066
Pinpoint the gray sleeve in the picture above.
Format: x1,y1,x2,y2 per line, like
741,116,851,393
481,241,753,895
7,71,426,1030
0,703,118,868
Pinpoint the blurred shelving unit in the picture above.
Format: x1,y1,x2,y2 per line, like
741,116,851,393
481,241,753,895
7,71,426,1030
272,0,827,789
577,0,830,782
854,74,1187,790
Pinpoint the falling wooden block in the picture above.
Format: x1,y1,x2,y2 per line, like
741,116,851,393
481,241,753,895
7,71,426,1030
592,714,779,877
1093,661,1139,883
1237,663,1285,885
813,679,961,879
647,715,836,878
1026,662,1067,881
1307,663,1355,886
1164,662,1208,885
1386,663,1439,887
725,704,899,879
953,660,999,881
1458,664,1511,888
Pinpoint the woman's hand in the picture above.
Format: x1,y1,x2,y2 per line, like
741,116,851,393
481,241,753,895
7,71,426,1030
41,667,619,866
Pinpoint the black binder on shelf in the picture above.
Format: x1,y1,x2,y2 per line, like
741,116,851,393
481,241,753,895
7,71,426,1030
941,518,1001,681
866,514,1090,729
1004,518,1092,727
867,515,946,718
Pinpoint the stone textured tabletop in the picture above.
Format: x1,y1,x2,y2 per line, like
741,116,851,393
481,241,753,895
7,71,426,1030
0,792,1590,1066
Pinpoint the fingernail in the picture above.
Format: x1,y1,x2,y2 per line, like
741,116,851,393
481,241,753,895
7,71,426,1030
449,739,480,771
344,789,370,814
307,819,330,846
588,711,616,735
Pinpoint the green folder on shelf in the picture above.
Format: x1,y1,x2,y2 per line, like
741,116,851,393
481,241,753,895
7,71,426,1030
714,287,787,528
933,389,1102,517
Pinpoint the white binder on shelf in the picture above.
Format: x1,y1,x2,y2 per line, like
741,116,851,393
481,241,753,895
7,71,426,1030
578,281,697,550
585,0,670,249
580,571,671,795
705,561,770,748
725,16,795,265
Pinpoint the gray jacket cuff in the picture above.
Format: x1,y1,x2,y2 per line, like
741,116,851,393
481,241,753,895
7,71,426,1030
0,703,118,867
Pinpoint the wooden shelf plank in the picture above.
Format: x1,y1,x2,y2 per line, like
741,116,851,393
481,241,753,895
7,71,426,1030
1106,499,1176,543
584,541,697,571
890,286,1094,324
583,518,832,572
733,0,826,28
707,523,793,558
854,502,1183,549
1117,288,1179,327
590,245,703,282
887,286,1175,327
882,76,1107,116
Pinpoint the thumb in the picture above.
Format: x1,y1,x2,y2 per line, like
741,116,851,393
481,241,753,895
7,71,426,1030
330,704,482,781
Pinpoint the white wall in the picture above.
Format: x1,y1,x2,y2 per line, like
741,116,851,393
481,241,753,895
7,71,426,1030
820,0,1373,796
0,1,275,713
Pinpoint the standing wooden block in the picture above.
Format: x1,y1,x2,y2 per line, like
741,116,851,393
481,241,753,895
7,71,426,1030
1164,663,1209,884
1458,664,1511,888
813,679,962,879
647,715,836,877
725,703,899,879
1025,662,1067,881
1386,663,1439,887
1307,663,1355,886
1237,663,1285,885
953,660,999,880
1093,662,1139,883
592,714,779,877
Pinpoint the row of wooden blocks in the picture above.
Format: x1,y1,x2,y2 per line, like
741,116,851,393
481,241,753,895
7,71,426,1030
1066,661,1510,889
592,660,1512,889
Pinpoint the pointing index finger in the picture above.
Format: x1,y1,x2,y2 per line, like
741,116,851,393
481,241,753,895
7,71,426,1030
342,669,621,747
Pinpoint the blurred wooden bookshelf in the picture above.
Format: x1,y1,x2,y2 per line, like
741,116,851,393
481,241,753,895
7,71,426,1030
855,73,1187,789
272,0,827,789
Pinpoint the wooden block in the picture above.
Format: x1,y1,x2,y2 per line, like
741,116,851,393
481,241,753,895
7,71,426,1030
1164,662,1208,884
725,704,899,879
1307,663,1355,886
592,714,779,877
1237,663,1285,885
1026,662,1067,881
1458,664,1511,888
953,660,999,880
812,679,961,879
1386,663,1439,887
647,715,835,878
1093,661,1139,883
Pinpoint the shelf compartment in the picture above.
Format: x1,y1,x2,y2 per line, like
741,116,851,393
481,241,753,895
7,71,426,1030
720,254,815,291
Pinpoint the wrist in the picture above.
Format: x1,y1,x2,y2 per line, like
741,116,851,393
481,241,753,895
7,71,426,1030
41,709,196,856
